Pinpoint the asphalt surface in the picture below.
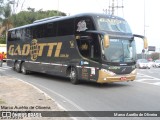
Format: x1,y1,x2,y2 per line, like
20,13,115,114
1,63,160,120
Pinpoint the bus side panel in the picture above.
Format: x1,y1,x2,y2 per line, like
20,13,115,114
7,35,83,77
7,32,98,81
33,35,82,76
89,61,101,82
7,59,15,68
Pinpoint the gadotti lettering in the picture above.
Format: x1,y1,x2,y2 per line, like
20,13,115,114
8,39,62,58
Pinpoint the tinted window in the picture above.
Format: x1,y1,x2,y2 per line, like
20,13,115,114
44,22,57,37
8,30,21,41
33,25,45,38
75,16,95,34
76,34,101,61
57,18,74,36
24,28,33,40
7,31,12,41
96,17,132,33
16,30,21,40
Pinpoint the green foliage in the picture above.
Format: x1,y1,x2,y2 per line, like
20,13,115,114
0,35,6,44
3,3,11,18
0,0,4,22
0,0,12,45
0,0,4,8
10,9,66,27
0,0,66,44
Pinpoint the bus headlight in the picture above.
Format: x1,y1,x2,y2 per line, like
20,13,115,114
101,69,116,76
131,69,137,74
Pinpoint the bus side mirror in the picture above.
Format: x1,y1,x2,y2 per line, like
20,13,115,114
133,34,148,49
104,35,110,48
143,37,148,49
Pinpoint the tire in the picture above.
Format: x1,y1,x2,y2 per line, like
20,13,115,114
15,62,21,73
0,60,3,67
21,62,28,75
69,67,79,84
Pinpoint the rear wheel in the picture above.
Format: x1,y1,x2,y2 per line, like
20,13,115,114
69,67,79,84
21,62,28,75
15,62,21,73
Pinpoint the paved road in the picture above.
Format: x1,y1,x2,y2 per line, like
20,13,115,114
1,63,160,120
136,68,160,86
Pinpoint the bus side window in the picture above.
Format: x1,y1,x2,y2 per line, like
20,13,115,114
36,25,45,38
25,28,33,40
90,35,101,61
16,30,21,40
10,31,16,40
8,31,12,41
75,16,95,33
9,30,21,41
77,34,101,61
45,22,57,37
57,19,74,36
77,40,90,58
33,26,38,39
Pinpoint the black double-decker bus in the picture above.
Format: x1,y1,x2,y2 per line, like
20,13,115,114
7,13,148,84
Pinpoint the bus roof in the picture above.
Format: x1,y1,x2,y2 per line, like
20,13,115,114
33,16,63,23
8,13,125,31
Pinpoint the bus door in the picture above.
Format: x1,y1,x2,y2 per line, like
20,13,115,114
77,37,91,80
88,34,101,82
76,34,101,81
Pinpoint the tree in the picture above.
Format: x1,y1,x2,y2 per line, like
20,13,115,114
10,9,66,27
0,1,13,44
2,3,13,30
0,0,4,24
0,2,67,43
0,0,4,14
27,7,35,12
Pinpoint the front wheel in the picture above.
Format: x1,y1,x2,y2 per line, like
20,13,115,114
21,62,28,75
69,67,79,84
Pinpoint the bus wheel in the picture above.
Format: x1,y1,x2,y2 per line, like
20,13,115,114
69,67,79,84
21,62,28,75
15,62,21,73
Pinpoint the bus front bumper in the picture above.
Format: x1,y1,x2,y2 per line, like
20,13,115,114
97,69,136,83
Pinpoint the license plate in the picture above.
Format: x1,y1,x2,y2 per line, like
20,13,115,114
120,77,127,81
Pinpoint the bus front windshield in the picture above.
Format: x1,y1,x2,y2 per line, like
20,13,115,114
102,39,136,63
96,17,132,33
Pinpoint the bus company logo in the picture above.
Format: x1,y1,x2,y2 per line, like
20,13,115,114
69,40,75,48
8,39,66,61
30,39,39,61
77,20,88,32
81,43,88,50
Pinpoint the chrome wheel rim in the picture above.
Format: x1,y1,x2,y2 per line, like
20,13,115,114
21,65,25,73
70,70,76,80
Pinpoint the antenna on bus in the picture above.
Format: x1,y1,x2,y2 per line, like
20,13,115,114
33,16,63,23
